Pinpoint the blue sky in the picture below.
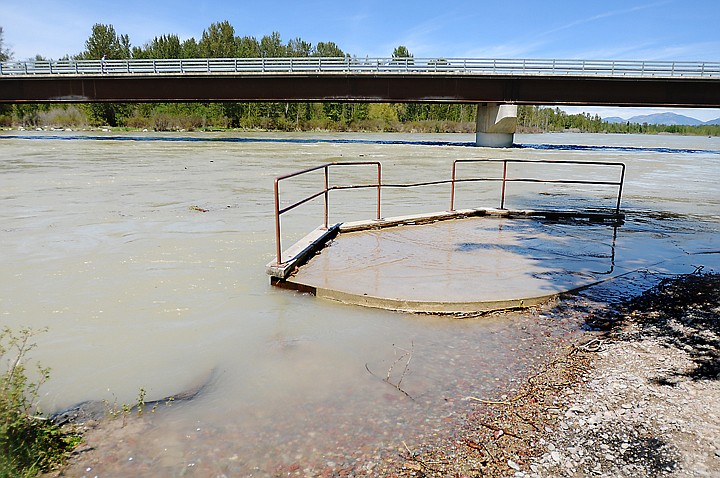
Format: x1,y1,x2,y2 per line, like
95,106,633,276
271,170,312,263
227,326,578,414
3,0,720,120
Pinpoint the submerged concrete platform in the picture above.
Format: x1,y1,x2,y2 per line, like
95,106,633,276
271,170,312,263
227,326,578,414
269,209,637,313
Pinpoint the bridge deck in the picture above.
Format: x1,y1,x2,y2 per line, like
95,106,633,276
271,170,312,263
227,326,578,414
2,57,718,106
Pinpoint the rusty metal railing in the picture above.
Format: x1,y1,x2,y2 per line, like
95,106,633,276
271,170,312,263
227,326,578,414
450,159,625,214
274,161,381,265
273,159,625,266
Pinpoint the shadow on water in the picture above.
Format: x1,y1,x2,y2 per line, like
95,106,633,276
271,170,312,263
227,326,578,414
516,142,720,155
3,134,720,155
454,218,619,279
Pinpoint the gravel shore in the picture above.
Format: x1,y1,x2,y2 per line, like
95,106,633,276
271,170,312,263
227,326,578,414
394,273,719,478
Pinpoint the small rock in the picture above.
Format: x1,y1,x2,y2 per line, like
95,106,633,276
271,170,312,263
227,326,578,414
550,451,561,463
508,459,521,471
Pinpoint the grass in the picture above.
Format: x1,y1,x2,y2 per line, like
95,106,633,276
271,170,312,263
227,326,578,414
0,327,81,477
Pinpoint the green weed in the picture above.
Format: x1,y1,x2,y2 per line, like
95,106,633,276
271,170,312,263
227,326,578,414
0,327,80,477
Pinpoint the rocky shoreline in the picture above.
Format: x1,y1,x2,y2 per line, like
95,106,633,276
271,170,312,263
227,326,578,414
394,273,719,478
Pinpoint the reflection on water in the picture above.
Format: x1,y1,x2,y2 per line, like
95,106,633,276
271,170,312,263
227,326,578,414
1,131,718,476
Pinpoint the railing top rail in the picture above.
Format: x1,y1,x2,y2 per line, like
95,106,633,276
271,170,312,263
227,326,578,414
274,160,382,183
2,57,719,78
453,158,625,167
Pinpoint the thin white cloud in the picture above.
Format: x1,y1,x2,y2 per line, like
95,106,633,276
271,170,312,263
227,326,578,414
537,0,674,39
576,41,720,62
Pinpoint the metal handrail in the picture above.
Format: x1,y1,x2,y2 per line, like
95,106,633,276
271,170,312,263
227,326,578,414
274,161,381,265
272,159,625,266
450,159,626,214
2,57,719,79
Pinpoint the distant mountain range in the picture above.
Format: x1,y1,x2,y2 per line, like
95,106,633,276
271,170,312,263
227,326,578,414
603,112,720,126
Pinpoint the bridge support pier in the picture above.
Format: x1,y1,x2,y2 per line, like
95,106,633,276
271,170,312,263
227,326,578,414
475,103,518,147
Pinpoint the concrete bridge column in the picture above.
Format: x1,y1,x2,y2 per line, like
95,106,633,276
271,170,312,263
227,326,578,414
475,103,518,147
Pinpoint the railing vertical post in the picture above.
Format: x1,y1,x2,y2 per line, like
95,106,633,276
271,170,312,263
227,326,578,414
376,163,382,220
500,160,508,209
324,165,330,229
274,178,282,265
616,163,625,215
450,161,457,211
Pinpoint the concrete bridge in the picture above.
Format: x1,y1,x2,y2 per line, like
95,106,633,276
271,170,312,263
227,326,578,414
2,57,719,146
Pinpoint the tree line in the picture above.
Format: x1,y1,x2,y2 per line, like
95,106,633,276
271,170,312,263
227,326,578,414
1,22,718,136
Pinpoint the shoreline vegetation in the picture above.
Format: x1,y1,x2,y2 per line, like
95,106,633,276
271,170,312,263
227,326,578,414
2,104,719,137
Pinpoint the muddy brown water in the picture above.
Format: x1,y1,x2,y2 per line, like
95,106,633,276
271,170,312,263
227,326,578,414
1,131,718,476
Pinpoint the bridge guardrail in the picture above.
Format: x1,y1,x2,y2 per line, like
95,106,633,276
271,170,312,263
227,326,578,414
2,57,719,78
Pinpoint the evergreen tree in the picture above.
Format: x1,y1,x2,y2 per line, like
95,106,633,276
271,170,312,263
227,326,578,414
287,37,312,57
260,32,285,57
136,34,182,59
199,21,236,58
313,42,345,57
76,23,131,59
236,36,261,57
391,45,414,65
181,38,200,58
392,45,413,58
0,26,12,61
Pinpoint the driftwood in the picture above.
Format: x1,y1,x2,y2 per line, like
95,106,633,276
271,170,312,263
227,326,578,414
51,367,217,426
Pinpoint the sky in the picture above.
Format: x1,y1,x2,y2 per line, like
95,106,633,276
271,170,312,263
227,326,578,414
3,0,720,121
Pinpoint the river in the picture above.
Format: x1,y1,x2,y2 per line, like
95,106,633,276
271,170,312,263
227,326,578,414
1,131,718,476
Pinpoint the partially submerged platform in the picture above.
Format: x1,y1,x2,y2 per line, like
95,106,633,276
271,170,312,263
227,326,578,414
268,208,626,313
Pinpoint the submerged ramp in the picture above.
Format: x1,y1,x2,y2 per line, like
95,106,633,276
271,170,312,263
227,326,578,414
271,211,625,313
267,158,629,313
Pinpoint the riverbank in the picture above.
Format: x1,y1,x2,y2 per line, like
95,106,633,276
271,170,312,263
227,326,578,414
388,272,719,477
50,273,719,477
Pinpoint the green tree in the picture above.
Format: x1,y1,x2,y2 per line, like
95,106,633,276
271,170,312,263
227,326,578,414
135,34,182,59
76,23,131,59
236,36,261,57
392,45,413,58
181,38,200,58
391,45,414,66
287,37,312,57
260,32,285,57
0,26,12,61
199,21,236,58
313,41,345,57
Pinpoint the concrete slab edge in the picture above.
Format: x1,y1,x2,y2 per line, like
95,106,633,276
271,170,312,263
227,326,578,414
313,286,557,314
338,207,623,233
266,224,340,279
